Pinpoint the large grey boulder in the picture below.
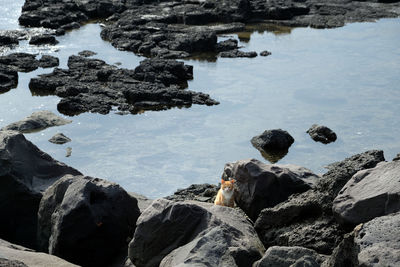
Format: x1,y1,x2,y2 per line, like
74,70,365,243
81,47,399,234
0,130,81,249
333,160,400,226
254,150,385,254
253,246,327,267
223,159,316,221
37,175,141,267
128,199,265,267
354,212,400,267
1,110,72,133
0,238,78,267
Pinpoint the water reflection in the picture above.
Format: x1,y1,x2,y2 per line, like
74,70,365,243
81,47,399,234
236,23,294,43
259,148,289,164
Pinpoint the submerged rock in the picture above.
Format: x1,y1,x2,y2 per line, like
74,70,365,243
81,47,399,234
1,110,72,133
49,133,71,144
29,55,218,115
222,159,316,221
333,160,400,226
0,131,81,249
307,124,337,144
260,50,272,57
128,199,265,267
219,49,258,58
29,34,58,45
38,175,140,267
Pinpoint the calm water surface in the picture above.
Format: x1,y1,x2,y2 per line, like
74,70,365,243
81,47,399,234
1,0,400,198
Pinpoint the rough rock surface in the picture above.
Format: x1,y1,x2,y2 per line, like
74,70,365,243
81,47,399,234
0,64,18,93
222,159,315,221
0,238,78,267
0,53,39,72
0,131,81,249
219,49,258,58
333,160,400,226
38,55,59,68
128,199,265,267
29,34,58,45
38,175,141,267
165,183,219,203
307,124,337,144
48,133,71,144
322,231,359,267
354,212,400,267
254,150,385,254
1,111,72,133
29,55,218,115
253,246,327,267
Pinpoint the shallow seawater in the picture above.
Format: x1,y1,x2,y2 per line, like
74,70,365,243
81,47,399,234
1,1,400,198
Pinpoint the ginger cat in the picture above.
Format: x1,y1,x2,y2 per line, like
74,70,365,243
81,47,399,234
214,178,236,207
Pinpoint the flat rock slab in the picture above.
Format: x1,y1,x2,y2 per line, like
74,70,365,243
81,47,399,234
1,110,72,133
29,55,218,115
354,212,400,267
0,238,78,267
333,160,400,225
128,199,265,267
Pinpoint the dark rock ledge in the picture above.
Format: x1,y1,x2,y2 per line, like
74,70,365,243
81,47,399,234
28,54,219,115
1,128,400,266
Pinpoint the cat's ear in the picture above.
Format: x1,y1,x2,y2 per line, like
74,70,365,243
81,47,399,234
221,179,225,184
231,179,235,183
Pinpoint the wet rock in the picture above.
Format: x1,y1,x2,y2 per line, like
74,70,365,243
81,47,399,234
254,150,385,254
29,34,58,45
0,53,39,72
0,238,78,267
307,124,337,144
222,159,315,221
29,55,218,115
0,64,18,93
253,246,327,267
1,110,72,133
128,199,265,267
38,55,59,68
251,129,294,162
260,50,272,56
49,133,71,144
38,175,140,267
78,50,97,57
165,183,219,203
0,35,19,45
0,131,81,249
216,38,239,52
219,49,258,58
354,212,400,267
333,160,400,226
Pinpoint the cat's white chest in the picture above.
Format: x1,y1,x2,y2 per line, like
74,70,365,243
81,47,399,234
222,189,233,204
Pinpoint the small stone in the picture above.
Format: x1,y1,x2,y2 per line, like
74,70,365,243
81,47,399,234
49,133,71,144
260,50,271,56
307,124,337,144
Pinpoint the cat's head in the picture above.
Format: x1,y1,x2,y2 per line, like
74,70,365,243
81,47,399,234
221,178,235,192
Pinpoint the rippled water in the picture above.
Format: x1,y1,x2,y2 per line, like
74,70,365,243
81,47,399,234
1,0,400,198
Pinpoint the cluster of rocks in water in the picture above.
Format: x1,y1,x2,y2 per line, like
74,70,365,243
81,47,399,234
1,127,399,266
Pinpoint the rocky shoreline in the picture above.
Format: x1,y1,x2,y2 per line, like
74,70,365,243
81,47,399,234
1,126,399,266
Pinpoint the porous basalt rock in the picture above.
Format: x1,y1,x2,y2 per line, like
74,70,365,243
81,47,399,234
219,49,258,58
38,55,59,68
0,131,81,249
307,124,337,144
0,64,18,93
29,34,58,45
165,183,219,203
0,53,39,72
29,55,218,115
254,150,385,254
48,133,71,144
251,129,294,162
